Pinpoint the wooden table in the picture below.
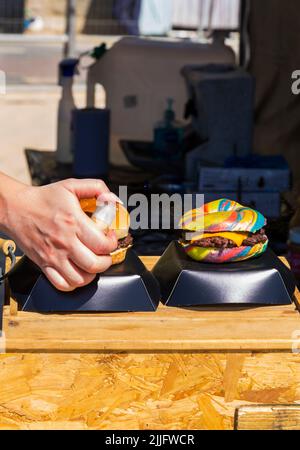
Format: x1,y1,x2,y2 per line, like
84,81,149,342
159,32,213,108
1,257,300,430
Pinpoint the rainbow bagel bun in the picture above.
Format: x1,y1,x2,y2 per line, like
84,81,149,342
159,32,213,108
180,199,268,264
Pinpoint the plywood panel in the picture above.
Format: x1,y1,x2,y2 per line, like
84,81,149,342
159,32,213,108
0,353,300,430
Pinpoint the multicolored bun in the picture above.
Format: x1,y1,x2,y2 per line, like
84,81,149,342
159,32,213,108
80,199,133,265
180,199,268,263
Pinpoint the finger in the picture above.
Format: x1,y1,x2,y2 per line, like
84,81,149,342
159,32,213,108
69,240,113,274
64,179,110,200
76,212,118,255
57,259,97,289
43,266,75,292
97,192,123,205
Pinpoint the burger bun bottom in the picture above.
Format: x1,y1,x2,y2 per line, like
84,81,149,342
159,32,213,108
111,245,132,266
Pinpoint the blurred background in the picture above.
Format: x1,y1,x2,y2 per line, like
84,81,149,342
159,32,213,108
0,0,300,275
0,0,240,181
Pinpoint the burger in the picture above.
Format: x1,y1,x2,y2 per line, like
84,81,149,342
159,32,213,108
80,198,133,265
179,199,268,263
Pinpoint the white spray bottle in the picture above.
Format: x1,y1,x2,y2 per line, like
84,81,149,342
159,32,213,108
56,58,78,164
92,198,117,232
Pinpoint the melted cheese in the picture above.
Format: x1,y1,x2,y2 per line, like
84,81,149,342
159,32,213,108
191,231,250,247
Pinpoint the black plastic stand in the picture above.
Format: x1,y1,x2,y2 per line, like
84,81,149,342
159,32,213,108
152,241,296,307
9,250,160,313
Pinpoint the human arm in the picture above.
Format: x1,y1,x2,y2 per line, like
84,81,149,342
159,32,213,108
0,174,118,291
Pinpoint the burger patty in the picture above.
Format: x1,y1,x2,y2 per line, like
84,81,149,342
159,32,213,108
243,229,268,247
183,229,267,249
117,234,133,250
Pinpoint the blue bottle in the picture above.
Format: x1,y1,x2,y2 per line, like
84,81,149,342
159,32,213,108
153,98,184,159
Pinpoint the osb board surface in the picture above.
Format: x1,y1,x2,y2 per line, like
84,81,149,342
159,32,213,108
4,257,300,353
235,405,300,430
0,352,300,430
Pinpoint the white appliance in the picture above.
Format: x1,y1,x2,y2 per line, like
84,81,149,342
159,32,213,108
86,37,235,165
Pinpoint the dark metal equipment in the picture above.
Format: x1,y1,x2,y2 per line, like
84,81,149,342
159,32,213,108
0,0,25,33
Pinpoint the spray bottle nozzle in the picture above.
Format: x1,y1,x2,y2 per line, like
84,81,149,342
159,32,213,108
167,98,174,109
165,98,175,123
92,200,117,231
90,44,107,60
58,58,79,85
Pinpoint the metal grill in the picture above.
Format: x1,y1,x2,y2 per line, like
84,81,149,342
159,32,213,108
0,0,25,33
82,0,241,36
0,0,240,36
82,0,133,35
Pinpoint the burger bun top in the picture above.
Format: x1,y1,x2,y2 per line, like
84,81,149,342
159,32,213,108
180,199,266,234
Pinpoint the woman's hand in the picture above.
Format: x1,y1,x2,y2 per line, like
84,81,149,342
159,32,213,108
0,175,119,292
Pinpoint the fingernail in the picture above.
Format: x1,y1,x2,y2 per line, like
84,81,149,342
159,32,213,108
112,193,124,205
98,192,124,205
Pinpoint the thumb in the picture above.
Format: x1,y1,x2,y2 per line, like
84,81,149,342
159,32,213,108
64,178,110,200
